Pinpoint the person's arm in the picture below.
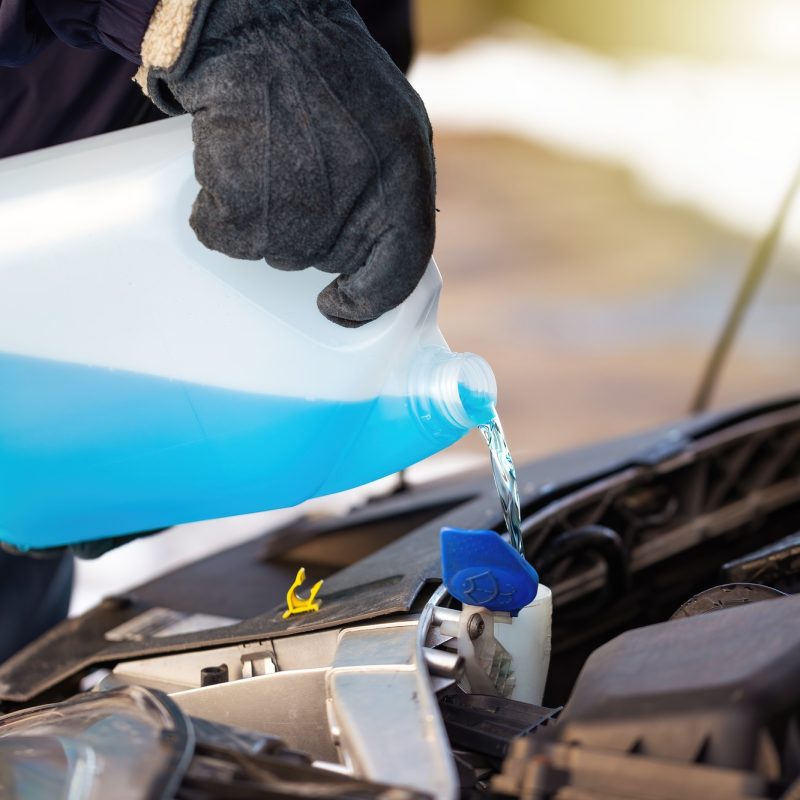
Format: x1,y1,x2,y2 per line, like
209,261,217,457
0,0,156,66
1,0,435,327
0,0,53,66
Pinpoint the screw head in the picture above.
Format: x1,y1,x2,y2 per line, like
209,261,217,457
467,613,485,640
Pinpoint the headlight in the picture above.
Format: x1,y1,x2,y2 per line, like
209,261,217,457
0,686,192,800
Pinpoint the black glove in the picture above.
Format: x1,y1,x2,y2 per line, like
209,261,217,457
136,0,436,327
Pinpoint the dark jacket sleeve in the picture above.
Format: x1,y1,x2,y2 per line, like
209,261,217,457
0,0,157,67
0,0,52,66
1,0,410,70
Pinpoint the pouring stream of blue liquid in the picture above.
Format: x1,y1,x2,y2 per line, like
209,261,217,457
479,412,524,555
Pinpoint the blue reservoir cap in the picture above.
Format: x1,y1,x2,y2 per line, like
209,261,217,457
440,527,539,614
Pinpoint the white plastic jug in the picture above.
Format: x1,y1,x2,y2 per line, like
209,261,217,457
0,117,497,550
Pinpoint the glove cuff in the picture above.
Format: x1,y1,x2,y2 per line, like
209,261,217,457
133,0,214,112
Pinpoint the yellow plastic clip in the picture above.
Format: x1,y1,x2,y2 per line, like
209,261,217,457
282,567,323,620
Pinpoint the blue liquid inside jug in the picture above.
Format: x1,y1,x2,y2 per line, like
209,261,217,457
0,352,478,549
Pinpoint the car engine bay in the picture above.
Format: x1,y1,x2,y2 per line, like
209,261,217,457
1,397,799,799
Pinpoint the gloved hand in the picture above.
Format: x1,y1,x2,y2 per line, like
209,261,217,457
135,0,436,327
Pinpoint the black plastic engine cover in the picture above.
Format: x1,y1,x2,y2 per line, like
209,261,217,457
551,592,800,772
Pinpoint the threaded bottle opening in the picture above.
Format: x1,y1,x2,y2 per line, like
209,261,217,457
411,348,497,433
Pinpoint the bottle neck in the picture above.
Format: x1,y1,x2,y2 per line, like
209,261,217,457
410,348,497,434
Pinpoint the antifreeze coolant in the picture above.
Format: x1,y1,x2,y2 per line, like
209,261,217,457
0,117,497,550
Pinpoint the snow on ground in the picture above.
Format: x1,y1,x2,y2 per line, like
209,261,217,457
409,32,800,246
